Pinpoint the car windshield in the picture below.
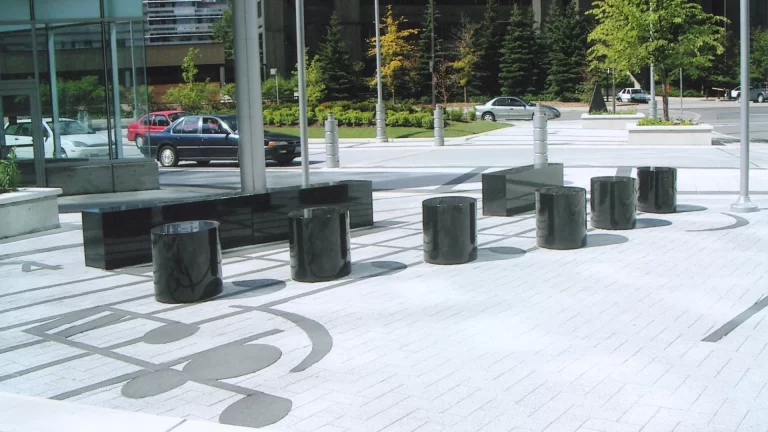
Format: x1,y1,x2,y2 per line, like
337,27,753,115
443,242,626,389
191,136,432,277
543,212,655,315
46,120,93,135
168,112,189,122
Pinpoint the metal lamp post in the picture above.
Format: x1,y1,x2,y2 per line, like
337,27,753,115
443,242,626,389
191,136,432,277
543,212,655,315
374,0,388,143
648,1,657,119
731,0,759,212
295,0,310,187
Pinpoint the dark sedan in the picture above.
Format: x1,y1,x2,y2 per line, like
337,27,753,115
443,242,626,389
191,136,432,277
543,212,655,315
142,114,301,167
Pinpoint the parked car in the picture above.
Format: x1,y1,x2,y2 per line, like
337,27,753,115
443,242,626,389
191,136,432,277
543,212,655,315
127,110,188,149
474,97,560,121
3,118,110,159
736,83,768,102
616,88,652,103
730,86,741,100
142,114,301,167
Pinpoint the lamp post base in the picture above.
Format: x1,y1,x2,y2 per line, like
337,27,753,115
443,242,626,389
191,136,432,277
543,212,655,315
730,196,760,213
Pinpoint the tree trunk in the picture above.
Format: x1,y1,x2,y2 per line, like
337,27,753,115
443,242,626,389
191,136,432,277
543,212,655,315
464,86,467,103
660,69,670,121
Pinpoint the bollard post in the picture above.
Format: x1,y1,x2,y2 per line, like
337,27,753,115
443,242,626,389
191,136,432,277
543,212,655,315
533,103,548,168
434,105,444,147
325,113,339,168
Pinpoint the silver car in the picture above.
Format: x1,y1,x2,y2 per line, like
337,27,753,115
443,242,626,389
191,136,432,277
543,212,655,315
475,97,560,121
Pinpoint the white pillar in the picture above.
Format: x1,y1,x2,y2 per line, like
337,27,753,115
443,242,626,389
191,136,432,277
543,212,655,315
433,106,444,147
47,30,64,159
234,0,267,194
533,104,548,168
110,24,123,159
129,22,139,120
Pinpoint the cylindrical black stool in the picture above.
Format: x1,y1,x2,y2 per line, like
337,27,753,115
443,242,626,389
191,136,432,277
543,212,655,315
535,186,587,250
151,220,223,304
637,167,677,213
289,207,351,282
590,176,637,230
422,196,477,265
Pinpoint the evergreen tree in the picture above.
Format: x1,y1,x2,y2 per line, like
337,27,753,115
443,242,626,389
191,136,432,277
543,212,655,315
474,0,504,97
415,0,444,102
498,6,538,96
315,11,362,101
544,2,590,101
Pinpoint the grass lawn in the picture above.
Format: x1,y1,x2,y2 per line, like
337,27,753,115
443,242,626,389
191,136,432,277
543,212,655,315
267,121,510,139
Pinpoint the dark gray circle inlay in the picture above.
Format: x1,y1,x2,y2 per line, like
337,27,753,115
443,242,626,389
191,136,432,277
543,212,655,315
219,393,293,428
121,369,188,399
182,344,281,380
142,323,199,345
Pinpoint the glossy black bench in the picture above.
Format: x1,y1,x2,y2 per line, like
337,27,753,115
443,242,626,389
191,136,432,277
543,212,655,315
83,180,373,270
482,164,564,216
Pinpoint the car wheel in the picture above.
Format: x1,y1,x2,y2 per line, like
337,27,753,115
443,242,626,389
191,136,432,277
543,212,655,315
759,94,765,103
196,160,211,166
481,112,495,122
135,135,145,149
158,146,178,167
274,157,295,166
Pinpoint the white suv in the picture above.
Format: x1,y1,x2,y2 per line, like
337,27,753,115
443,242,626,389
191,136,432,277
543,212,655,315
2,118,110,159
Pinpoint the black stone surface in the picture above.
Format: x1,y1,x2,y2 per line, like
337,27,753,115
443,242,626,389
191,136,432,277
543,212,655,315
422,196,478,265
151,220,223,304
535,186,587,250
289,207,352,282
637,167,677,213
83,181,373,270
482,164,564,216
590,176,637,230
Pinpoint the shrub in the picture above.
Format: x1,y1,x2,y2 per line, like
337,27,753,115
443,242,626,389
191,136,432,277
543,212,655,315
0,149,20,193
637,117,696,126
448,109,464,122
468,110,477,121
589,108,637,115
421,115,434,129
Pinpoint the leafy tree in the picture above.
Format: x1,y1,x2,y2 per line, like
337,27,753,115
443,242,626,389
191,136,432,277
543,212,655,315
291,52,326,106
498,6,538,96
474,0,504,97
315,12,363,101
212,1,233,60
544,2,590,101
753,28,768,81
164,48,216,112
451,15,480,103
367,5,419,103
589,0,726,120
415,0,444,102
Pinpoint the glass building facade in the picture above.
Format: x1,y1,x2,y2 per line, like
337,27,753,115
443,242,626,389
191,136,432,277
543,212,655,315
0,0,148,186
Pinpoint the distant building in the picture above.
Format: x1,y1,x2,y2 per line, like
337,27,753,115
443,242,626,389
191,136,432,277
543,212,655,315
144,0,229,46
262,0,768,76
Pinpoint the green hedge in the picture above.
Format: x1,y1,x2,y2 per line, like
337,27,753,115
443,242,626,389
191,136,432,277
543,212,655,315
263,104,442,128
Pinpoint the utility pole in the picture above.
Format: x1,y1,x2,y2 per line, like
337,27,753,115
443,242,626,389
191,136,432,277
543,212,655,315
731,0,759,212
374,0,388,143
431,0,436,110
648,0,657,119
295,0,310,187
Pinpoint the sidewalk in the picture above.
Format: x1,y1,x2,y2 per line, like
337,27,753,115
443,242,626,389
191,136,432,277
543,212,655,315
1,163,767,431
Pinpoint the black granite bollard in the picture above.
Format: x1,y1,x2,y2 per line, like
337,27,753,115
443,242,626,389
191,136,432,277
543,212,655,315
637,167,677,213
422,196,478,265
535,186,587,250
590,176,637,230
151,220,223,304
289,207,351,282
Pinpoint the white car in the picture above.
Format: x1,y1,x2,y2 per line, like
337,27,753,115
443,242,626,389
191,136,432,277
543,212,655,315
616,88,652,103
2,118,110,159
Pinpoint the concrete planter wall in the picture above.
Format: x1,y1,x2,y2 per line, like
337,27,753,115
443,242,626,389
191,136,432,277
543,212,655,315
627,124,713,146
581,113,646,130
0,188,62,239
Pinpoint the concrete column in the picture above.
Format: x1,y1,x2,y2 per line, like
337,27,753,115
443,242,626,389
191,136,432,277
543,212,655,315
334,0,362,62
220,65,226,86
263,1,289,76
533,104,548,168
234,0,267,194
433,106,444,147
47,30,64,159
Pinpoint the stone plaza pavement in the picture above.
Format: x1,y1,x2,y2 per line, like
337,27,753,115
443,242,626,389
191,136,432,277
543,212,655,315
2,166,768,432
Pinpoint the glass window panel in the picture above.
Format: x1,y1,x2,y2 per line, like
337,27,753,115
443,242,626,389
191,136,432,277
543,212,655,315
33,0,101,21
104,0,144,19
0,0,32,22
